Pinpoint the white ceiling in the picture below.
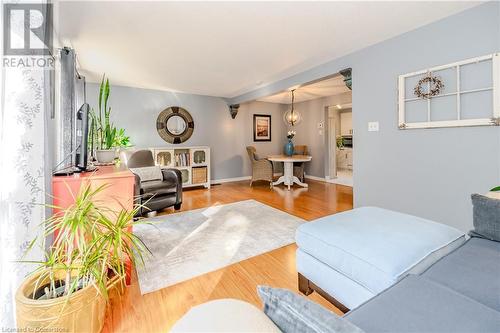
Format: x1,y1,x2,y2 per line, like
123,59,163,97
56,1,480,98
258,75,350,104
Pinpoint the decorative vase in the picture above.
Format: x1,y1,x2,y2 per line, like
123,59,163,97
284,139,294,156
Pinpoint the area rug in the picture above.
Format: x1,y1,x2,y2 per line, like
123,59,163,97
134,199,305,294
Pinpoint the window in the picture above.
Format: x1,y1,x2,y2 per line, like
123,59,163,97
398,53,500,129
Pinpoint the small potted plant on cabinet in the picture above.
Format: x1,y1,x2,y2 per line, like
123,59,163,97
15,183,149,332
89,74,131,163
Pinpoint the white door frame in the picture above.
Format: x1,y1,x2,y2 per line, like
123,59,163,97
325,106,337,180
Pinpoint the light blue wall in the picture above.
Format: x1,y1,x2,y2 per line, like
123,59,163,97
229,2,500,231
86,84,287,181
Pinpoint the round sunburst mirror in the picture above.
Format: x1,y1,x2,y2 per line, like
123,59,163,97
156,106,194,144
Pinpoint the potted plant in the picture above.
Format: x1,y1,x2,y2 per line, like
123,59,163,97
336,135,345,149
15,183,150,332
89,74,131,163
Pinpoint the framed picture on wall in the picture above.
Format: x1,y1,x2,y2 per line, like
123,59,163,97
253,114,271,141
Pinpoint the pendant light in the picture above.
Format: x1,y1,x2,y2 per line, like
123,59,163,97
283,89,302,126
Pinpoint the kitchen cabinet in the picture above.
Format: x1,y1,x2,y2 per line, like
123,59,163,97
340,112,353,136
336,148,353,170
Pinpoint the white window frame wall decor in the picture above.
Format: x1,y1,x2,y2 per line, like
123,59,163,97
398,53,500,129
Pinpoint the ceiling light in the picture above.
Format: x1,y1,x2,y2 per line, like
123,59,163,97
283,89,302,127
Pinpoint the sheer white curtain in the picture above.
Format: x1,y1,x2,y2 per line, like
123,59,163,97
0,1,49,328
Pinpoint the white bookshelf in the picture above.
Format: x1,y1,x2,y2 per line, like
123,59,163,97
150,146,210,189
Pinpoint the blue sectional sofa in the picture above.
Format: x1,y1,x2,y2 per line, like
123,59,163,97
345,237,500,332
172,236,500,333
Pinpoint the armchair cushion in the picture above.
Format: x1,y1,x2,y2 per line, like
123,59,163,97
130,166,163,182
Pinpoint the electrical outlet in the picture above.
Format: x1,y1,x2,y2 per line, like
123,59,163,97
368,121,379,132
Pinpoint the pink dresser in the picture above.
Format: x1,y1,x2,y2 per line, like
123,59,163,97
52,165,135,284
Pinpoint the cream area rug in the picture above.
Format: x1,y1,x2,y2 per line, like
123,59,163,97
134,199,305,294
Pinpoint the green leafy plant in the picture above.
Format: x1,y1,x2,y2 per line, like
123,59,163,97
113,128,131,148
491,186,500,192
23,183,151,300
89,74,130,151
336,136,344,149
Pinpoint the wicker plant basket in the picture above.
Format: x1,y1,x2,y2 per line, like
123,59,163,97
15,270,119,333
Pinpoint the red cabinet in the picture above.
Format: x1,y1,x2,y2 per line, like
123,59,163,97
52,165,135,284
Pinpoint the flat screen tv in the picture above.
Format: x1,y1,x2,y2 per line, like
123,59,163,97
75,103,89,171
53,47,90,175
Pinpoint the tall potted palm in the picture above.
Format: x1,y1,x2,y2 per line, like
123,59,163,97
15,183,150,332
89,74,131,163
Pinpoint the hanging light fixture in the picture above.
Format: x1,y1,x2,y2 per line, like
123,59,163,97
283,89,302,126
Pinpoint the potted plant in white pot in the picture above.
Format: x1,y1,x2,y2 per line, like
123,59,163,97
90,75,131,163
15,183,150,332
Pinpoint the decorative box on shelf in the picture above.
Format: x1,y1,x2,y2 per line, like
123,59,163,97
150,146,210,189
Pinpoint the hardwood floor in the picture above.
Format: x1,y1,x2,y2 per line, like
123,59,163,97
102,179,353,332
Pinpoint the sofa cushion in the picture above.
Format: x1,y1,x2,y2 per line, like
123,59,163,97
345,275,500,333
470,193,500,242
296,207,465,294
141,179,177,198
422,237,500,311
257,286,363,333
130,166,163,182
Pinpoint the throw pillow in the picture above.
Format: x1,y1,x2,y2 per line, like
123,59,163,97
470,193,500,242
257,286,364,333
130,166,163,182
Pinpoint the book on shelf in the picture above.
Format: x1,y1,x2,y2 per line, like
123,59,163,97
175,152,190,167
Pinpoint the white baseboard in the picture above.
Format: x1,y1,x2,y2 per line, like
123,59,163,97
211,176,251,184
211,174,351,187
211,173,282,185
324,176,353,187
306,175,353,187
304,174,327,182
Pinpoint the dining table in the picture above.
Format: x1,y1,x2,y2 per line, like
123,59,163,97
267,154,312,190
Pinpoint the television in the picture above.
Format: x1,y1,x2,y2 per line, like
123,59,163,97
75,103,89,171
53,47,91,175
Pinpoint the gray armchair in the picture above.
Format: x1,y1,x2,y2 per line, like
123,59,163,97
126,150,182,216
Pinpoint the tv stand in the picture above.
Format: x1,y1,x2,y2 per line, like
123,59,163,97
52,164,135,284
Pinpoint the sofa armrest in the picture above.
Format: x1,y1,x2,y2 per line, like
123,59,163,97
162,168,183,204
133,172,142,196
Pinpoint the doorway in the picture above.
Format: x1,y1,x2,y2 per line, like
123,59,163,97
326,102,353,187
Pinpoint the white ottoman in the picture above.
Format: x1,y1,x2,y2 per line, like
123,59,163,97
296,207,466,310
171,299,280,333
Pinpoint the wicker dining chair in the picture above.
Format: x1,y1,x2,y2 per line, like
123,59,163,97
293,145,308,182
246,146,274,187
